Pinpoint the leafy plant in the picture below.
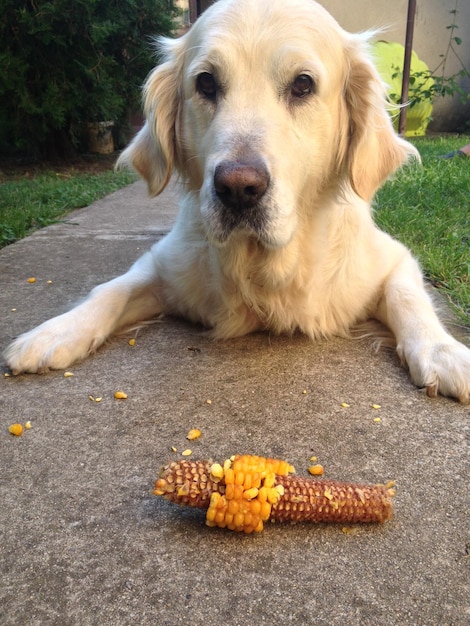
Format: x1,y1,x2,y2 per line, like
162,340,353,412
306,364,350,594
0,0,180,158
390,3,470,110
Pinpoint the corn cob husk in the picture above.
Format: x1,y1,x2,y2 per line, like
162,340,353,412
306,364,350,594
153,458,395,529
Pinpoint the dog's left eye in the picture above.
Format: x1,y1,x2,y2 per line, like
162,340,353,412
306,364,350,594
196,72,218,101
291,74,315,98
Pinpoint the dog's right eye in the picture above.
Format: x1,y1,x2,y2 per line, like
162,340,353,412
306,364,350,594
196,72,218,101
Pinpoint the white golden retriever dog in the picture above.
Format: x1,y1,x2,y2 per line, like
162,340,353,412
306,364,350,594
4,0,470,402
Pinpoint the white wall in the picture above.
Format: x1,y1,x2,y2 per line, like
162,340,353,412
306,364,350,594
318,0,470,131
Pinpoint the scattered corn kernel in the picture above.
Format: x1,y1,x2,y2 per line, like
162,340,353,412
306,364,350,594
186,428,202,441
341,402,350,408
47,280,53,284
63,371,74,378
95,397,102,403
182,449,192,456
171,446,177,453
9,423,23,436
4,372,11,378
308,464,324,476
128,338,136,346
310,456,317,462
114,391,128,399
24,421,32,429
373,417,381,423
302,390,307,394
11,308,17,312
206,399,212,404
372,404,381,409
26,277,36,283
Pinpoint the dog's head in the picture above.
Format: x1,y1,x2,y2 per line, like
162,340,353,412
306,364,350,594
118,0,417,248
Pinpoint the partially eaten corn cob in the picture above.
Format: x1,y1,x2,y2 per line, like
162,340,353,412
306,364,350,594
153,454,395,533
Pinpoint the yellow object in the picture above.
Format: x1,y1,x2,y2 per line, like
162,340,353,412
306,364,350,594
128,338,136,346
186,428,202,441
204,455,295,533
372,41,433,137
114,391,128,399
182,449,192,456
8,423,23,436
26,277,36,283
308,464,325,476
25,421,32,429
64,371,74,378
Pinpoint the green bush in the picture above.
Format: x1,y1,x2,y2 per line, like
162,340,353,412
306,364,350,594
0,0,180,158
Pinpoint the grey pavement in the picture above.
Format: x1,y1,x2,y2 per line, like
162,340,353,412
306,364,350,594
1,179,469,626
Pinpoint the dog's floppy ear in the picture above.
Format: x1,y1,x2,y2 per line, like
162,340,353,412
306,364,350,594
342,36,418,202
116,37,184,196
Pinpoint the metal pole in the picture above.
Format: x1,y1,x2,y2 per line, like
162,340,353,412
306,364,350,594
398,0,417,136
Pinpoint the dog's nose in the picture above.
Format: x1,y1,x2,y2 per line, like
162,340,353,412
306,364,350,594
214,159,269,211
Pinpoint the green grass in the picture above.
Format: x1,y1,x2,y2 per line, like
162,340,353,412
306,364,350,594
375,136,469,328
0,168,137,247
0,136,468,327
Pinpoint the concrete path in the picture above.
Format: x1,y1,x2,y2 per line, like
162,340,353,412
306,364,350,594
1,180,468,626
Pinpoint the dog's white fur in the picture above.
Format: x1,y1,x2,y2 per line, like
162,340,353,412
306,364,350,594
3,0,470,402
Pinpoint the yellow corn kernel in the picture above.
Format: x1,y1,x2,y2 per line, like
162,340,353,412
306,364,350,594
181,449,192,456
235,470,245,486
243,487,259,500
259,501,272,521
372,404,381,409
308,464,324,476
341,402,350,408
186,428,201,441
209,463,224,481
24,421,32,429
8,423,23,436
224,468,235,484
234,512,245,527
264,474,275,488
128,338,136,346
267,488,281,504
225,484,235,500
26,277,36,283
114,390,128,399
63,371,74,378
228,499,239,515
171,446,177,453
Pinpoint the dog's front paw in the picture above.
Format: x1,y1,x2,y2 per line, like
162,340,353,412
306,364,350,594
401,340,470,403
3,313,102,374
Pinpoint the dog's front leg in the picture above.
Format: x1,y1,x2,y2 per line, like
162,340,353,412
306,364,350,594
376,252,470,403
3,251,163,374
